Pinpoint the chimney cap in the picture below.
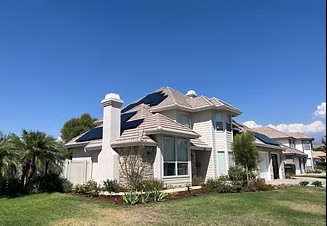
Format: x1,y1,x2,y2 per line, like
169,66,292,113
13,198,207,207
101,93,123,107
186,90,197,98
104,93,121,100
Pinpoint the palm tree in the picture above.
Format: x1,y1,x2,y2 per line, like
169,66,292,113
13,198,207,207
12,130,64,193
0,133,20,177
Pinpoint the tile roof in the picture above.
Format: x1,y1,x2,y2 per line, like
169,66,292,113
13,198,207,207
251,127,292,139
149,87,241,115
287,132,313,140
282,145,307,157
190,138,211,150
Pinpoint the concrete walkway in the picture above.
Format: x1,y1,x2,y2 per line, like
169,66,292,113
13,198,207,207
268,174,326,187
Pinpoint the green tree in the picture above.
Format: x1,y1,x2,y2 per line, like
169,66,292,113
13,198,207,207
0,133,20,177
11,130,64,193
60,113,96,143
232,131,259,183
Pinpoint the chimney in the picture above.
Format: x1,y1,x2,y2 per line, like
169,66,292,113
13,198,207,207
186,90,197,98
98,93,123,181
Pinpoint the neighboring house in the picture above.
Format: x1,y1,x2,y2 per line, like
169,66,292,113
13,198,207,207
251,127,310,175
233,121,285,181
313,151,326,165
64,87,282,186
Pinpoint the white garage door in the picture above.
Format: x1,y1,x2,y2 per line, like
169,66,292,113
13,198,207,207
259,152,270,181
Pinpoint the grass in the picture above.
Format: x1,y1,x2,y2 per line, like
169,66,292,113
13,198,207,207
0,186,326,226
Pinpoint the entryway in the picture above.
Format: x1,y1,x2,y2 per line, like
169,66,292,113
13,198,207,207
271,154,280,179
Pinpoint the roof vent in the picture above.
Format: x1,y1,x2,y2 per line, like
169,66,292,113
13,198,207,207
186,90,197,98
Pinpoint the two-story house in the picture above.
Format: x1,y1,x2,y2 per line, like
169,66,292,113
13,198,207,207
64,87,283,186
252,127,310,175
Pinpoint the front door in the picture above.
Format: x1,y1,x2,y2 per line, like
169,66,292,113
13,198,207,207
271,154,279,179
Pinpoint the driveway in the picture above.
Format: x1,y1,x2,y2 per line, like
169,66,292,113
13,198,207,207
268,173,326,187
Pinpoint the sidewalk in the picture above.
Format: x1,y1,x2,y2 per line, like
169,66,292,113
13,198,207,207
268,174,326,187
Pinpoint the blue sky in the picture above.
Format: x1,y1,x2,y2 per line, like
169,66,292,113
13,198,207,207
0,0,325,141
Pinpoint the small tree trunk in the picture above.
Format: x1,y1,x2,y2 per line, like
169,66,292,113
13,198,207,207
246,165,249,186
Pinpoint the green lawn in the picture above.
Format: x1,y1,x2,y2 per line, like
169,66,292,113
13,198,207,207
0,186,325,226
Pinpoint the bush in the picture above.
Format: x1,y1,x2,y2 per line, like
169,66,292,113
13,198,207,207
204,178,223,192
192,176,204,186
247,178,273,192
285,172,295,179
33,173,72,193
316,165,326,171
0,177,21,196
228,166,247,186
142,179,164,192
311,181,323,187
299,181,309,186
73,180,101,196
102,179,119,193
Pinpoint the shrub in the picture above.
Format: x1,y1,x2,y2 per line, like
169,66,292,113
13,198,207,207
247,178,273,192
228,166,247,186
62,179,73,193
152,189,165,202
123,192,139,205
217,184,234,193
103,179,119,193
311,181,323,187
142,179,164,192
316,165,326,172
299,181,309,186
73,181,101,196
285,172,295,179
204,179,223,192
192,176,204,186
33,173,72,193
0,177,21,196
83,180,101,196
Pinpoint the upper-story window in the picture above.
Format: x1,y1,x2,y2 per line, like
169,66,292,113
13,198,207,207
289,139,294,148
226,115,232,132
215,113,223,131
176,113,190,128
302,141,311,150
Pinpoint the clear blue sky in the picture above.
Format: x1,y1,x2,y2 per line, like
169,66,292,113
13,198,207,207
0,0,325,140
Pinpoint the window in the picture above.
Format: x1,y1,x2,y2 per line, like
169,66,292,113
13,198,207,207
289,139,295,148
226,123,232,132
217,151,226,176
303,141,311,150
215,113,224,131
177,113,190,128
163,137,188,176
228,152,234,167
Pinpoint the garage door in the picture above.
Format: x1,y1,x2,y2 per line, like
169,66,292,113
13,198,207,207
259,152,270,181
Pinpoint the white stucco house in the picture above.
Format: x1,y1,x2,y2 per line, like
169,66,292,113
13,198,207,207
63,87,284,186
252,127,311,175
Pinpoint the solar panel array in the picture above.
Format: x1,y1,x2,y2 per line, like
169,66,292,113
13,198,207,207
76,127,103,142
253,132,280,146
121,91,167,113
76,91,167,143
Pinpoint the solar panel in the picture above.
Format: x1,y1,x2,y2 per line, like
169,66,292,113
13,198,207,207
76,127,103,142
122,91,167,113
121,119,144,132
121,111,137,123
253,132,279,146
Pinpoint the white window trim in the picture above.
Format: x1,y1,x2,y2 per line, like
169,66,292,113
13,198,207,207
163,137,189,177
